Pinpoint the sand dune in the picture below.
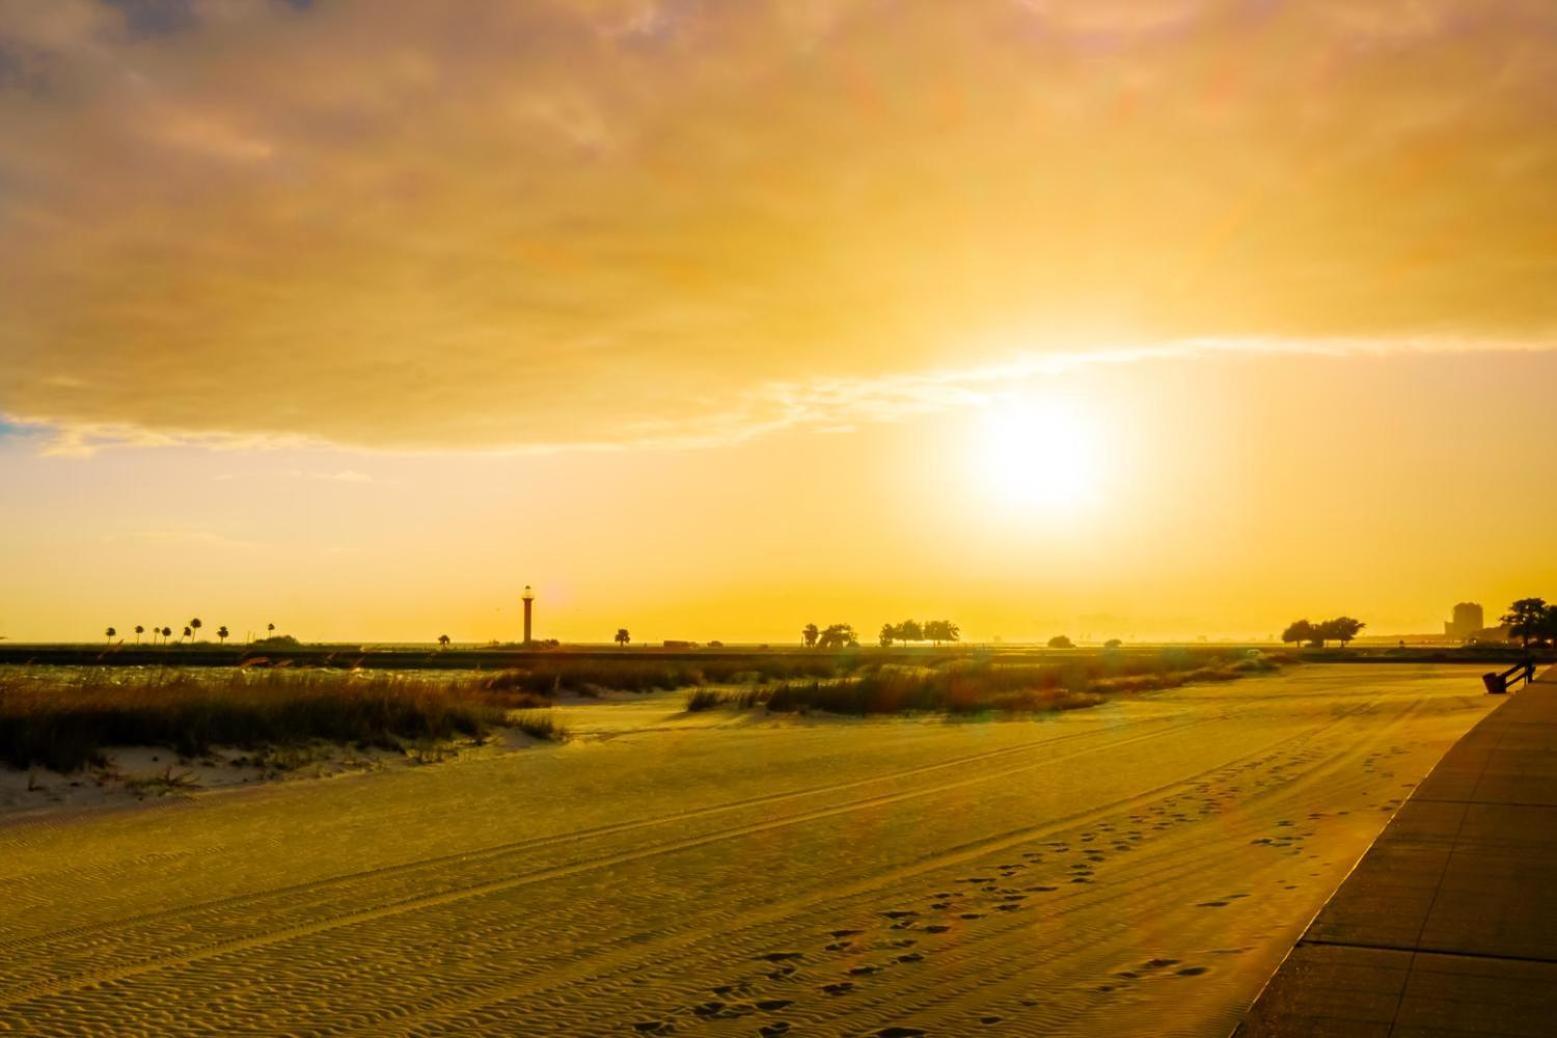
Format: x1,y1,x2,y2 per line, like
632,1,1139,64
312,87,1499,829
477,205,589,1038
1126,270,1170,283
0,665,1495,1036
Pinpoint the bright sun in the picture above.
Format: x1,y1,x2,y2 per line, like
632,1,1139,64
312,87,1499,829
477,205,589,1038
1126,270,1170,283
975,398,1103,513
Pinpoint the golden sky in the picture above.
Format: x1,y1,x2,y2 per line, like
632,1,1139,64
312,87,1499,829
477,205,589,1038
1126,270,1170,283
0,0,1553,642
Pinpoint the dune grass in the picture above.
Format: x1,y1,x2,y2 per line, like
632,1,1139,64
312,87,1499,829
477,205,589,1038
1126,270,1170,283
477,656,853,697
0,668,515,772
703,649,1281,717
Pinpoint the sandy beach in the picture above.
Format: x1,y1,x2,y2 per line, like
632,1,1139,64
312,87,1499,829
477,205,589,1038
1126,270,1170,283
0,664,1495,1036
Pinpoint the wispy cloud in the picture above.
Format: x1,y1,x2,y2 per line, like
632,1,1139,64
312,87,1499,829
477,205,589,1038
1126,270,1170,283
6,333,1554,456
1,1,1553,452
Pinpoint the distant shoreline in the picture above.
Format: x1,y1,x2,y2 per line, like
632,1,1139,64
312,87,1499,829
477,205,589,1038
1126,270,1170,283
0,643,1546,671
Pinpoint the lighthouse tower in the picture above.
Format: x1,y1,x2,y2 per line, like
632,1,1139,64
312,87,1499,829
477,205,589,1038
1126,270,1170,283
522,585,535,646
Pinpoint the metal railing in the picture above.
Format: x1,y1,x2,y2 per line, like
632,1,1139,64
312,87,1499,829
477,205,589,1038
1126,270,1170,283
1483,659,1537,695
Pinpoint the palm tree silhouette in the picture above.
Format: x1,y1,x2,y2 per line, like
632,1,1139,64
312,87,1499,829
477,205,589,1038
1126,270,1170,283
615,628,631,647
161,626,173,644
105,626,116,645
267,622,276,639
134,625,145,645
190,618,203,642
438,634,451,650
217,626,229,645
182,626,192,644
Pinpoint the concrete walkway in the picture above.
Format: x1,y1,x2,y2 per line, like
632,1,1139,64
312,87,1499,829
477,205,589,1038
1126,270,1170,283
1234,667,1557,1036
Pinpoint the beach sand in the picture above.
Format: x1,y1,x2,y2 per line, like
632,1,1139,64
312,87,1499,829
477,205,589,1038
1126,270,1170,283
0,664,1495,1036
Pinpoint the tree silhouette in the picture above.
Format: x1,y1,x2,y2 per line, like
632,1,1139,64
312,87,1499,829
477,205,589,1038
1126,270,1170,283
217,626,229,645
898,619,924,645
802,623,819,649
817,624,857,649
1281,620,1316,648
190,618,203,642
438,634,451,650
1047,634,1074,649
615,628,631,647
879,623,895,648
134,625,144,645
181,626,192,644
267,622,276,639
1323,616,1366,648
105,626,116,644
923,620,960,645
1502,598,1549,649
161,626,173,643
1104,638,1123,650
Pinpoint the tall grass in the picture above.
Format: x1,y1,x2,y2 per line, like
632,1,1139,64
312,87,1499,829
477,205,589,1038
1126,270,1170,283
477,656,853,697
756,650,1278,717
0,668,510,772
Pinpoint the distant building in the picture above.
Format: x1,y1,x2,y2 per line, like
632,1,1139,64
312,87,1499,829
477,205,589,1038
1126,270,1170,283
1443,602,1511,644
1444,602,1484,641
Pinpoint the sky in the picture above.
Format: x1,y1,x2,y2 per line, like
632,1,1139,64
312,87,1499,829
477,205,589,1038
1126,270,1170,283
1,0,1554,644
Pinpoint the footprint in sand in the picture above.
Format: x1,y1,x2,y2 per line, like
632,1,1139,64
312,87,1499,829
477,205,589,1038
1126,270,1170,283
980,1015,1003,1025
821,981,855,996
1176,966,1210,977
765,964,798,981
897,952,925,963
692,1001,754,1020
873,1028,927,1038
826,941,853,952
849,965,884,976
632,1022,673,1035
960,912,984,920
759,1024,790,1038
757,952,805,962
831,929,864,938
754,999,792,1012
1197,900,1229,908
923,925,951,934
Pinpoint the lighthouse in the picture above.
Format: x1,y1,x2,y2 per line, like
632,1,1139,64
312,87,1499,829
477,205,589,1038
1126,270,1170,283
522,585,535,646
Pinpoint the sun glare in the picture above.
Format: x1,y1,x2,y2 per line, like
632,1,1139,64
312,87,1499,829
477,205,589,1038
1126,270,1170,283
975,398,1103,514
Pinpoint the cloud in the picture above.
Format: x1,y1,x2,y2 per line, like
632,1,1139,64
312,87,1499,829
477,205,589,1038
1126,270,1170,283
0,0,1553,452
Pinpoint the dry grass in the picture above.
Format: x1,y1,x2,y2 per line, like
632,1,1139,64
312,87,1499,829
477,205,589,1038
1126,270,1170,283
751,650,1279,717
475,656,853,697
0,668,509,772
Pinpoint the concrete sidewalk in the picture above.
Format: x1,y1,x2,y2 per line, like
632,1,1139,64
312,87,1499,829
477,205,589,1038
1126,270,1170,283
1234,668,1557,1037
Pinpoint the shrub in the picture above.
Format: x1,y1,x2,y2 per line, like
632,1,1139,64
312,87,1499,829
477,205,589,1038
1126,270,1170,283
0,668,509,772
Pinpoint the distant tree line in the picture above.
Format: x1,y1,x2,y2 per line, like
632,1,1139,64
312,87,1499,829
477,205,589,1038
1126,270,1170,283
102,617,256,646
877,620,960,647
1280,616,1366,649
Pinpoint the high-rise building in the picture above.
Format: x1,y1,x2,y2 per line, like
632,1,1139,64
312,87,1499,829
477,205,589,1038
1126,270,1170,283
1444,602,1484,641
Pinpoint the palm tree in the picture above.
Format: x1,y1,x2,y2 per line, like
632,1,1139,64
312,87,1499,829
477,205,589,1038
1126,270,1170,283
217,625,229,645
182,626,192,644
615,628,631,647
105,626,116,644
161,626,173,644
438,634,451,650
134,625,145,645
189,618,202,642
267,622,276,640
